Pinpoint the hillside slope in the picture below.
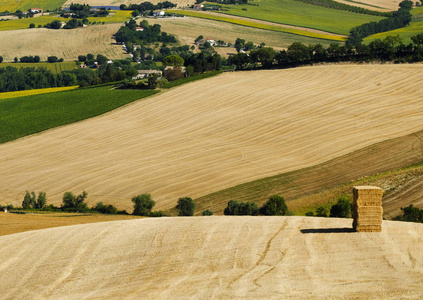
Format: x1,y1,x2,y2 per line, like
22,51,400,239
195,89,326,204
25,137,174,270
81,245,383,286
1,65,423,211
0,216,422,298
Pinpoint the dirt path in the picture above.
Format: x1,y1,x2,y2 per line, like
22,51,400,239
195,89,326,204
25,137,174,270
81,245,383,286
1,65,423,212
0,216,422,298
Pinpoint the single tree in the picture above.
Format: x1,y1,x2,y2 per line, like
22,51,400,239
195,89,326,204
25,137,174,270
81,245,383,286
329,196,351,218
176,197,195,216
260,195,288,216
132,194,155,216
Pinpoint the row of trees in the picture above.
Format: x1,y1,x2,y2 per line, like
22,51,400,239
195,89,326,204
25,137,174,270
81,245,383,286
347,0,413,45
230,33,423,70
224,195,290,216
394,204,423,223
119,1,176,16
0,66,77,93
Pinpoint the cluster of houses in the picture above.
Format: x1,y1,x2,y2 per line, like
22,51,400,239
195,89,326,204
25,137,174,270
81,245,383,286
79,60,113,69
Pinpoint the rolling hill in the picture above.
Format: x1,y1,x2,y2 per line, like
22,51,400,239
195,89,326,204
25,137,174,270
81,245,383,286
0,216,422,298
1,64,423,213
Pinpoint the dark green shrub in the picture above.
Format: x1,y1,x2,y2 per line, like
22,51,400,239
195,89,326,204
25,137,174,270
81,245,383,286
260,195,288,216
62,191,89,212
224,200,258,216
329,196,351,218
202,209,213,216
132,194,155,216
176,197,195,216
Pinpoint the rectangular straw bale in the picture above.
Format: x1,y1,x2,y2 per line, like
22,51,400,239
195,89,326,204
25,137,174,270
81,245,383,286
353,186,383,206
353,206,383,214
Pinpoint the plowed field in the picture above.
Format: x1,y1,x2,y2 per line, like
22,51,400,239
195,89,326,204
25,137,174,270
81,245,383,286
1,216,423,298
1,65,423,212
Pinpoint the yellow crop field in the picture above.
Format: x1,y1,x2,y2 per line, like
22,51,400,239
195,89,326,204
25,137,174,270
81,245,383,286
0,15,62,31
0,65,423,212
0,24,128,61
0,0,66,12
169,10,347,42
1,216,423,298
0,86,78,100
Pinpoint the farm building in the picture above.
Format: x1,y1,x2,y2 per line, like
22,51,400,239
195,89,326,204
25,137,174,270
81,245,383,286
193,4,204,10
30,8,43,13
136,27,144,32
132,70,162,80
153,10,165,17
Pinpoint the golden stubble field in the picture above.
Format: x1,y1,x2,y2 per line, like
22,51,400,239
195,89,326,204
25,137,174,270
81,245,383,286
0,24,128,61
1,64,423,212
1,216,423,298
334,0,401,11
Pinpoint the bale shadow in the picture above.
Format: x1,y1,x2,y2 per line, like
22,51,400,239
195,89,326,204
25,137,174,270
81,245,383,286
300,228,355,234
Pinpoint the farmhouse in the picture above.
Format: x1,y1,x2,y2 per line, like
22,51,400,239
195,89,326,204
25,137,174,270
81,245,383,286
193,4,204,10
132,70,162,80
30,8,43,13
136,27,144,32
153,10,165,17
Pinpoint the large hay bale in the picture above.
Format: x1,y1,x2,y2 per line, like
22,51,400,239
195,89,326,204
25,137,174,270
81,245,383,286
352,186,383,232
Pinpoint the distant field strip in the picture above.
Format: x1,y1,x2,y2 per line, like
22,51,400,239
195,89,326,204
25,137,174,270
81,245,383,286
87,10,132,23
169,10,347,41
63,0,196,8
217,0,383,35
0,0,66,12
334,0,401,11
0,62,77,73
1,65,423,211
0,86,78,100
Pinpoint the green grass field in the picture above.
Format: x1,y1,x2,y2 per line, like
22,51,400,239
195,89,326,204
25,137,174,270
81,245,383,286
87,10,132,23
217,0,383,35
0,0,66,12
170,9,346,41
364,7,423,44
0,85,158,144
0,62,77,73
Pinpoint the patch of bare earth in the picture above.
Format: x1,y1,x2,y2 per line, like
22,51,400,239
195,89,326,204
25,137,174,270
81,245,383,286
1,65,423,213
0,216,422,298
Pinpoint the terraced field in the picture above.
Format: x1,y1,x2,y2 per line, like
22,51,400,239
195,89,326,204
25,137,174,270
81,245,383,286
1,216,423,298
0,24,128,61
1,65,423,213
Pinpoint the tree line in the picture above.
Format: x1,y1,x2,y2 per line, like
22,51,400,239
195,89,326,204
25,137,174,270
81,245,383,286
347,0,413,45
119,1,176,17
0,66,77,93
229,33,423,70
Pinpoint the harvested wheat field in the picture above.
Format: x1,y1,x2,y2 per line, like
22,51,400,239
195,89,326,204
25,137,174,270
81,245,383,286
1,216,423,298
0,24,128,61
334,0,400,11
2,64,423,211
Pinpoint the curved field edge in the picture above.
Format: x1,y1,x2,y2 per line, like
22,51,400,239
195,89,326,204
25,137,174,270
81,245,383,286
0,86,158,144
193,128,423,216
169,9,347,41
1,216,423,299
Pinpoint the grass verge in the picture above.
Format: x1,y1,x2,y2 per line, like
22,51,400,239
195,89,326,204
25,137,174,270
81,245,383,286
0,85,158,144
